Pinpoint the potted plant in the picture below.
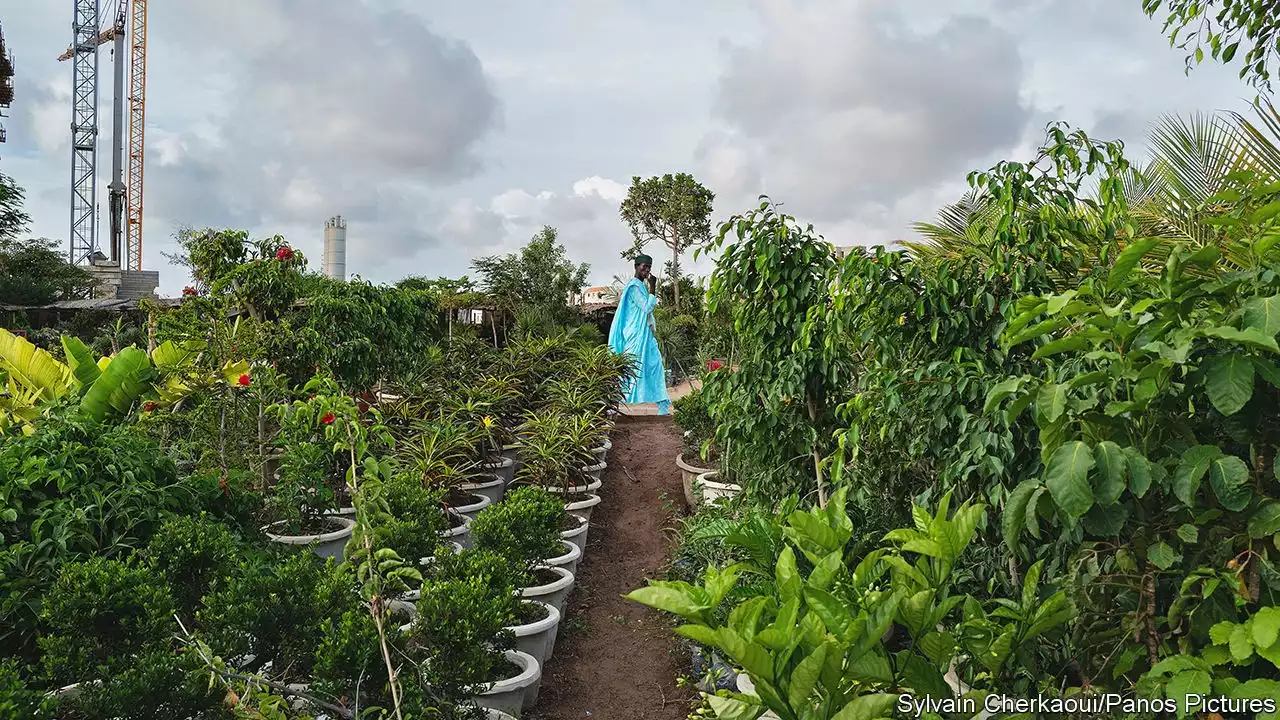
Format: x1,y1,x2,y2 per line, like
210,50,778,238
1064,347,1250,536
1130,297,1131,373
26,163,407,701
673,387,719,507
408,550,542,717
471,485,574,665
398,416,488,539
262,377,364,560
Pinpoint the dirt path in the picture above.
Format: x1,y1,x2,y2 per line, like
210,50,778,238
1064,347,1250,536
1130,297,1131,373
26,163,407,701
528,415,694,720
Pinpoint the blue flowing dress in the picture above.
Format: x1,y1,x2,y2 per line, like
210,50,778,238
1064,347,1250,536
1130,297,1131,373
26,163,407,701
608,278,671,415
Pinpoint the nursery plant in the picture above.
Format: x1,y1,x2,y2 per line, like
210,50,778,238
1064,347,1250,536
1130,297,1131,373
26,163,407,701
470,484,566,579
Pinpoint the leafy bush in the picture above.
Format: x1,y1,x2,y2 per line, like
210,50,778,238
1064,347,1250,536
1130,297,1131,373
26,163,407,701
38,557,175,684
142,514,242,621
196,551,357,679
408,550,521,701
56,648,228,720
470,485,564,575
673,387,717,464
312,607,396,711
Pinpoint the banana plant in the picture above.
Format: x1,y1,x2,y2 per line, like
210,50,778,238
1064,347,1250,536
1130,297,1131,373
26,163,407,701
0,328,248,432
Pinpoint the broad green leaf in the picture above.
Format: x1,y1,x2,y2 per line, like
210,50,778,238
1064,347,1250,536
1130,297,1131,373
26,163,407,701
1046,290,1078,315
787,642,829,710
1210,622,1235,646
1245,295,1280,336
1147,541,1179,570
705,695,765,720
1108,237,1164,290
1252,607,1280,649
1249,502,1280,538
1002,479,1038,552
1166,670,1212,715
1083,502,1129,536
1202,326,1280,352
0,328,71,402
1094,441,1127,505
1174,445,1223,506
1209,455,1252,512
1034,383,1068,425
776,546,801,603
79,347,152,421
803,587,851,639
1230,623,1255,661
1032,335,1089,359
1205,353,1255,416
832,694,899,720
624,586,706,620
60,336,101,388
1043,441,1095,518
1177,524,1199,543
1126,447,1153,497
983,377,1024,414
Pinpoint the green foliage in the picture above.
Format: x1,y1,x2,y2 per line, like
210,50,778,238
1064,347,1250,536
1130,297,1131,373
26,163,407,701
699,199,852,505
473,226,589,336
0,237,94,306
673,387,718,464
142,514,242,621
38,557,175,683
471,484,564,575
1143,0,1280,91
619,173,715,311
409,549,521,701
196,551,357,680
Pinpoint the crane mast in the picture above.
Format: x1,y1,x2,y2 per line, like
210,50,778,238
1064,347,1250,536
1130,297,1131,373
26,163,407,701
126,0,146,271
68,0,101,266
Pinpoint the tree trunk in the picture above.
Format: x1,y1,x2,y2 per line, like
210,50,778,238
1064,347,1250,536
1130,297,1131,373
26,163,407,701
671,242,681,312
806,391,828,508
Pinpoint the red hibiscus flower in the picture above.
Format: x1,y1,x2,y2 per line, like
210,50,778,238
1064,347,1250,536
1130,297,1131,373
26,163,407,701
706,359,725,372
143,402,158,412
182,286,197,296
320,412,336,425
237,374,251,386
276,247,294,261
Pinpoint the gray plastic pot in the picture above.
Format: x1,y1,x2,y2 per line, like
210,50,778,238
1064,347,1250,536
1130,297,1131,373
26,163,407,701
521,565,575,617
473,650,541,717
543,478,601,496
544,539,582,578
460,473,505,505
507,599,561,665
438,511,472,549
590,438,612,463
483,455,517,486
581,462,607,482
560,513,589,556
263,516,355,563
454,492,493,523
564,493,602,524
500,444,523,478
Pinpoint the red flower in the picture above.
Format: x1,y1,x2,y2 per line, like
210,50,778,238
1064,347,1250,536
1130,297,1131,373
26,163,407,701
706,359,725,372
143,402,158,412
320,412,336,425
275,247,294,261
182,286,197,296
237,374,251,386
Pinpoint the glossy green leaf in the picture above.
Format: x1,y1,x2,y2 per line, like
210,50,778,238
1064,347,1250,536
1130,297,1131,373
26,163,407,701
1205,353,1255,416
787,642,829,710
1252,607,1280,649
1209,455,1252,511
1094,441,1127,505
1043,441,1095,517
832,694,899,720
1245,295,1280,336
1174,445,1222,506
1108,237,1164,290
1147,541,1179,570
1249,502,1280,538
1126,447,1153,497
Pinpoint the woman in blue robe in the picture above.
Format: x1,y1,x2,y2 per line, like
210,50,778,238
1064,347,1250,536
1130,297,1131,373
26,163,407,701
608,254,671,414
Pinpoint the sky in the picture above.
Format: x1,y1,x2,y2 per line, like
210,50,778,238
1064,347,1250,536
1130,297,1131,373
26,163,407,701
0,0,1264,296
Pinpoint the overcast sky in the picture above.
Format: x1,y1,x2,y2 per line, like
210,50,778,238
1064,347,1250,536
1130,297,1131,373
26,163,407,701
0,0,1261,295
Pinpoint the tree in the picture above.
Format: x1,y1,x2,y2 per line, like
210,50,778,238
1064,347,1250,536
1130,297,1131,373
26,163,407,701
1142,0,1280,91
472,226,589,336
0,174,93,305
618,173,715,311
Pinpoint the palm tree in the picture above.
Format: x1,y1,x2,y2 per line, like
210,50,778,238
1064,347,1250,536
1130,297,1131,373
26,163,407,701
906,99,1280,271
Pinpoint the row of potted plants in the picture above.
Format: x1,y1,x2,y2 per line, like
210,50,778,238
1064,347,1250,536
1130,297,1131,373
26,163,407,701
0,332,631,719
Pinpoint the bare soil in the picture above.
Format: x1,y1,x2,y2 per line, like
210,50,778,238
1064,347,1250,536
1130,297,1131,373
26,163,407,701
527,415,695,720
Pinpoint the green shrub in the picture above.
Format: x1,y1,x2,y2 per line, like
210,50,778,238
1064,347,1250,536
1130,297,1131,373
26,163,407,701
408,550,521,701
312,607,395,711
57,648,228,720
470,485,563,575
38,557,175,684
142,514,242,621
196,552,357,680
0,660,46,718
672,387,716,463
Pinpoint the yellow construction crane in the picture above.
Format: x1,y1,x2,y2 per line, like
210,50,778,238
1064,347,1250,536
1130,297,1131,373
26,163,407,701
58,0,147,270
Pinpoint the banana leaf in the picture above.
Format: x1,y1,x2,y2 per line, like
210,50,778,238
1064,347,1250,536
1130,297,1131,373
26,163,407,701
61,336,102,389
79,347,155,422
0,329,70,402
152,339,205,375
222,360,250,384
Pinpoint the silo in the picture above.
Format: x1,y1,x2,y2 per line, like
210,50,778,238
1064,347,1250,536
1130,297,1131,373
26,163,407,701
324,215,346,280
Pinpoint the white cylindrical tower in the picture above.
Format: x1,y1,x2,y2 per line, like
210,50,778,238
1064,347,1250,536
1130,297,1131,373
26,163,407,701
324,215,346,281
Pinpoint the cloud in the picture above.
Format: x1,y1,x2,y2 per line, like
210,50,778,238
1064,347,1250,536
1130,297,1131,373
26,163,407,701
699,0,1034,243
138,0,500,266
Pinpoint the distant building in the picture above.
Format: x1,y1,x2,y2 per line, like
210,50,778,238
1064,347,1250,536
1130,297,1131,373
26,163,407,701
833,245,856,259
